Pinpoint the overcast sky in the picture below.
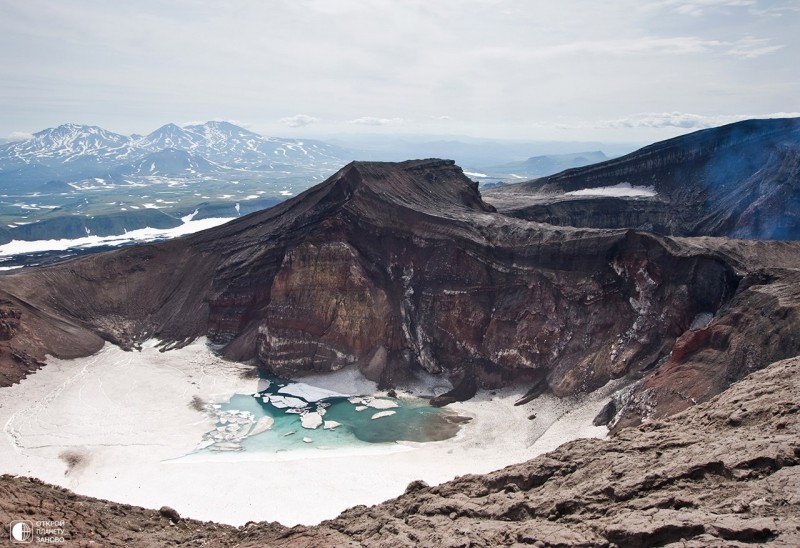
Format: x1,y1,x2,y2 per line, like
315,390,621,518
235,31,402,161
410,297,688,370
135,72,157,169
1,0,798,143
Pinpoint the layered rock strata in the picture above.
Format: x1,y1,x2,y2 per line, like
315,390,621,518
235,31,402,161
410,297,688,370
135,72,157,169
1,159,799,427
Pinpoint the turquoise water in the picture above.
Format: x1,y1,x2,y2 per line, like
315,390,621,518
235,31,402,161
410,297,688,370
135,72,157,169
196,376,464,455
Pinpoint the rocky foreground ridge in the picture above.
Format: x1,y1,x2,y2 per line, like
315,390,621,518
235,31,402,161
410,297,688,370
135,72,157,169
2,158,800,428
2,354,798,547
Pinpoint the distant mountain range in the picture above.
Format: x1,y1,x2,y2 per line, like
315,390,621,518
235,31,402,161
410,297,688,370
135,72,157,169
471,150,611,187
0,122,365,251
0,121,350,191
7,117,797,256
0,123,624,252
488,150,609,178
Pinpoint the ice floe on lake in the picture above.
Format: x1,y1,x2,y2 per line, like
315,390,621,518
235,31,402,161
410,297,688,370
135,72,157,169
348,396,398,409
300,412,323,430
278,383,347,402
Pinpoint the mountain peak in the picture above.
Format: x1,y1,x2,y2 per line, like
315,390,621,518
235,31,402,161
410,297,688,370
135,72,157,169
140,123,198,150
329,159,495,216
184,120,259,137
189,159,496,250
151,122,184,133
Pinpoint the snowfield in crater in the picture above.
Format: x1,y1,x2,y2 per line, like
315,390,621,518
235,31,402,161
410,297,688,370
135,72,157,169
0,338,619,526
564,182,657,197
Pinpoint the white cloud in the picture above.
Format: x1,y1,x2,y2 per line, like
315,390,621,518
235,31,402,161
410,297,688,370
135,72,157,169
180,119,252,129
595,111,800,129
347,116,404,126
8,131,33,141
280,114,319,128
654,0,756,16
475,34,783,61
0,1,796,141
749,4,800,17
726,37,784,58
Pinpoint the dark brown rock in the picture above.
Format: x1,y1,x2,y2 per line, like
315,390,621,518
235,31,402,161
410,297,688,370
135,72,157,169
158,506,181,522
1,159,799,431
593,400,617,426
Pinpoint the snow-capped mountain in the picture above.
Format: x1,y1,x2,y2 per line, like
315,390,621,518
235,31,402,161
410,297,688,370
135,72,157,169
112,148,222,178
0,121,352,190
136,123,201,152
0,123,138,168
137,120,347,171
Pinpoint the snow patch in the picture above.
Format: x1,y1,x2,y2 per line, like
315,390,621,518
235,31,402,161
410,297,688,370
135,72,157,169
0,216,234,257
564,182,657,198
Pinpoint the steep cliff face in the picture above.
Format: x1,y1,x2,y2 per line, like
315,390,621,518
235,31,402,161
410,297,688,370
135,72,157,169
0,159,799,428
486,117,800,239
178,160,744,400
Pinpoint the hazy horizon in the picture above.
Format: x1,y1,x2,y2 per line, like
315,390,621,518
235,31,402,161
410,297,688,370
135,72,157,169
1,0,798,143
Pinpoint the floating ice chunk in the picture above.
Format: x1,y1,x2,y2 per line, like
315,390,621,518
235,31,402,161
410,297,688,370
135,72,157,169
267,395,309,409
278,383,347,402
302,437,313,443
371,410,396,420
257,379,271,392
366,399,398,410
283,431,295,437
249,416,275,436
323,420,342,430
212,442,242,451
355,405,368,412
300,412,323,430
195,439,215,450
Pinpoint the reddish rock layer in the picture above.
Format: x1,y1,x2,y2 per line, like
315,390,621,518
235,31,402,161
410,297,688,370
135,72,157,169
1,159,799,428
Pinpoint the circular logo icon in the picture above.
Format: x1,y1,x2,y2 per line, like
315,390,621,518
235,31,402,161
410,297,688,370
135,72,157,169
10,520,33,543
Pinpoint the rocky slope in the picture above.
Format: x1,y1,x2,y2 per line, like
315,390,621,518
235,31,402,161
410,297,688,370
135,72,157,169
1,159,800,428
2,354,798,547
486,117,800,239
